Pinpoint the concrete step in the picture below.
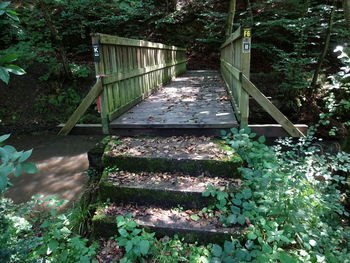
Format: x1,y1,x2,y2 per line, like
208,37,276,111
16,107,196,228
98,170,241,209
92,203,244,244
102,136,243,177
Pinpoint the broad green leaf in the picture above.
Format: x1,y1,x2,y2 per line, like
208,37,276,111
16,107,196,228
6,64,26,75
258,136,266,144
18,149,32,162
227,214,237,224
0,67,10,84
224,241,235,253
242,188,252,199
139,240,150,255
14,163,22,177
237,215,246,225
22,163,38,174
212,244,222,257
48,239,59,254
0,54,18,64
277,251,298,263
0,134,10,143
125,240,133,252
5,10,19,21
0,2,11,10
118,228,128,237
0,147,9,163
191,214,200,221
0,173,9,191
247,232,257,240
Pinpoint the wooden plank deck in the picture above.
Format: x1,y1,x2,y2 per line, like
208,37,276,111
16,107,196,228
110,70,238,136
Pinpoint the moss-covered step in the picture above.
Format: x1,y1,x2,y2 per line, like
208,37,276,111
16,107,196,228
98,170,241,209
102,136,243,177
92,203,244,245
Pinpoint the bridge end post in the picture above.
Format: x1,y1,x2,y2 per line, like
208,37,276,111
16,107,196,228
239,27,252,128
92,33,109,135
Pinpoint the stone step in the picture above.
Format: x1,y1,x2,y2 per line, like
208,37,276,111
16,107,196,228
98,170,241,209
102,136,243,177
92,203,244,245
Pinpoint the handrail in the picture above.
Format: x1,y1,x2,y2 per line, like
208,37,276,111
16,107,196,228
220,26,305,137
91,33,187,134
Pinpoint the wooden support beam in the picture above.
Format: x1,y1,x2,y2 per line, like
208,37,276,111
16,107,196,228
58,79,103,136
241,75,305,137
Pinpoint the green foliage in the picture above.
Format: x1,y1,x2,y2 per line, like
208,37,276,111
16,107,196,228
0,134,38,193
206,128,350,262
113,214,211,262
32,203,97,263
115,214,156,262
319,46,350,136
0,2,25,84
1,194,98,263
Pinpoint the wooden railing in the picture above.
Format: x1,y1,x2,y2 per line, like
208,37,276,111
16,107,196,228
59,34,187,135
220,27,305,137
92,34,187,134
220,26,251,127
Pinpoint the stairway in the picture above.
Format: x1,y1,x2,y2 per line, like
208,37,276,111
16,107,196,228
88,135,245,244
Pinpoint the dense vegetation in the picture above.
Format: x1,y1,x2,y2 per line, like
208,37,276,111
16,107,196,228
1,0,350,262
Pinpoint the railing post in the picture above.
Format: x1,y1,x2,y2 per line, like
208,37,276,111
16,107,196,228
92,34,109,134
240,27,251,127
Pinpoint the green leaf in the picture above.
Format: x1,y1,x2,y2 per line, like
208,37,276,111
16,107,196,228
18,149,32,162
237,215,246,225
220,130,227,136
212,244,222,257
6,64,26,75
0,54,18,64
0,134,10,143
277,251,298,263
139,240,150,255
48,239,59,254
0,173,9,191
0,2,11,10
5,10,19,21
191,214,200,221
224,241,235,253
242,188,252,199
227,214,237,224
14,163,22,177
23,163,38,174
118,228,128,237
258,136,266,144
247,232,257,240
0,67,10,84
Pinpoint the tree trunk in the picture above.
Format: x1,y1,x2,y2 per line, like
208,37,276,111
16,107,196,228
310,1,336,88
225,0,237,39
344,0,350,32
38,0,72,80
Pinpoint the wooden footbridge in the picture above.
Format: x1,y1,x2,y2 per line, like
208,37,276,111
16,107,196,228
59,27,305,137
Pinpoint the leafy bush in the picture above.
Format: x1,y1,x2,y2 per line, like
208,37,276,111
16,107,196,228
0,134,38,193
205,128,350,262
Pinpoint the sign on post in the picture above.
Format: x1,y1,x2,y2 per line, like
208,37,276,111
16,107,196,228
93,44,101,62
242,28,251,54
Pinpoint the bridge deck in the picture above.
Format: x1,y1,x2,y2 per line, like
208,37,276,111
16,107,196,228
110,70,238,134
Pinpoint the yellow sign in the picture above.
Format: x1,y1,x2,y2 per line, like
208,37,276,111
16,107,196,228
243,28,251,38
